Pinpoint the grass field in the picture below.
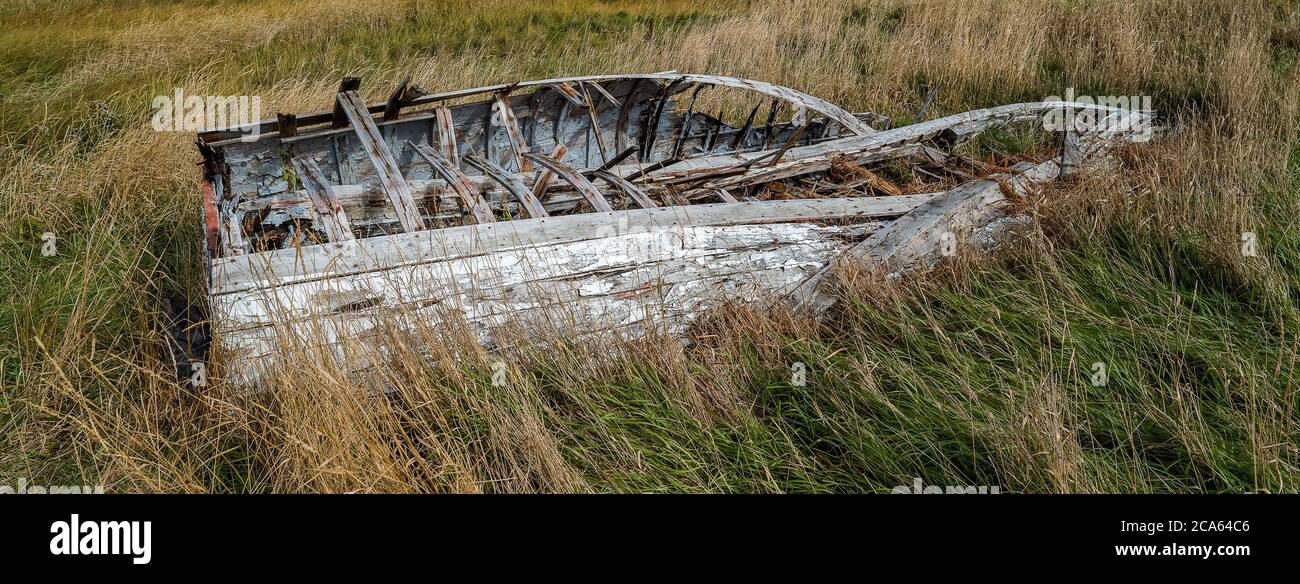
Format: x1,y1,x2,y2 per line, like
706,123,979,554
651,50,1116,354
1,0,1297,493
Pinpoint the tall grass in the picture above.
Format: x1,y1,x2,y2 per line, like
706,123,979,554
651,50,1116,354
0,0,1296,492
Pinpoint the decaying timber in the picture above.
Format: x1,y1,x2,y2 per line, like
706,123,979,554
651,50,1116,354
195,72,1152,387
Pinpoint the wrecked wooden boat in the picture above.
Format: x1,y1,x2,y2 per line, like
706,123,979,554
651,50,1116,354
195,72,1151,386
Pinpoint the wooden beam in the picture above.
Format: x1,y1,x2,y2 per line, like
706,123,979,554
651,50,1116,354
788,161,1061,313
523,151,614,212
276,113,298,138
433,107,459,167
493,93,531,172
290,156,355,243
464,154,549,219
410,142,495,224
337,90,425,232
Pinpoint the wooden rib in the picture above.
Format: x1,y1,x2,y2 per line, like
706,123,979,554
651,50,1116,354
614,78,645,153
336,90,425,231
464,154,549,219
331,77,361,128
673,84,705,158
384,76,412,121
546,82,586,107
591,170,656,209
581,84,609,164
531,144,567,201
595,146,638,172
761,99,780,149
523,151,614,212
641,78,687,161
584,81,620,107
494,93,531,172
290,156,355,243
433,107,458,167
410,142,495,224
763,119,813,168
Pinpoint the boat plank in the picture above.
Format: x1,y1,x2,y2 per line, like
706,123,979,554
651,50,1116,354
337,90,425,232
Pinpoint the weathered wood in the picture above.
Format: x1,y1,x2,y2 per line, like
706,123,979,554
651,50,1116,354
384,76,412,121
581,85,610,164
591,170,657,209
668,101,1151,194
584,80,620,108
531,144,567,201
761,99,780,149
240,100,1148,230
596,146,638,172
203,72,874,142
215,221,874,334
336,90,425,232
615,78,646,153
712,188,739,203
464,154,549,219
210,194,935,295
545,82,586,107
290,156,355,243
523,151,614,212
493,93,531,172
641,78,687,161
433,107,459,167
215,220,880,386
276,113,298,138
673,84,705,158
331,77,361,128
788,161,1061,313
410,142,496,224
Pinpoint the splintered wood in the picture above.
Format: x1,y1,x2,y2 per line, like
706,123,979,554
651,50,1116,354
196,73,1153,386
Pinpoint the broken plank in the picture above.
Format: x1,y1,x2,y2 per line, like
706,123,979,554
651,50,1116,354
464,154,549,219
788,161,1061,313
336,90,426,232
493,93,531,172
410,142,496,224
532,144,567,201
290,156,356,243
